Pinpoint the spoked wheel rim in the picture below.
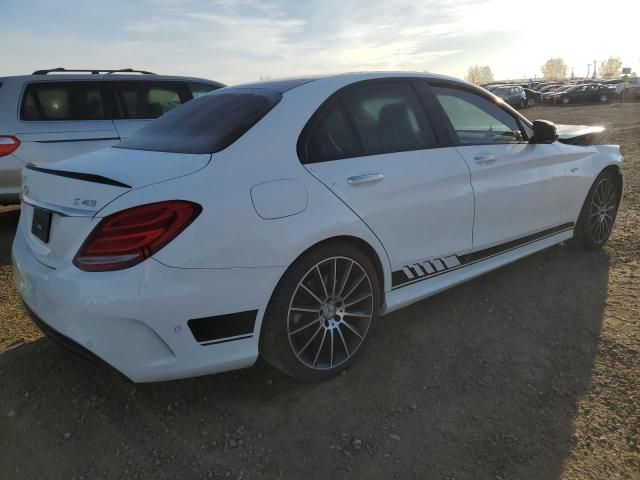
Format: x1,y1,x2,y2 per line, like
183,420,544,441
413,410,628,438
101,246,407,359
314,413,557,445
600,95,608,102
527,97,536,106
287,256,374,370
589,177,618,244
562,97,570,104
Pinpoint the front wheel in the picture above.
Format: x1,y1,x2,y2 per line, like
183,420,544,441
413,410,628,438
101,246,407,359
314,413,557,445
600,94,609,103
562,96,571,105
260,242,381,380
527,97,536,107
571,171,621,250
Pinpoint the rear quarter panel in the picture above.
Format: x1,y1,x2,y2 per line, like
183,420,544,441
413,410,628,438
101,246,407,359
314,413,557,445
97,84,394,291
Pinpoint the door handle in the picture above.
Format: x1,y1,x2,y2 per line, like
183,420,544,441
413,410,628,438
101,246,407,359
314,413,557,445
347,173,385,186
473,154,497,165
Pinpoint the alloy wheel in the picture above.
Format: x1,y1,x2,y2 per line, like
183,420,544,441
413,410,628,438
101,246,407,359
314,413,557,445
589,177,618,244
287,256,374,370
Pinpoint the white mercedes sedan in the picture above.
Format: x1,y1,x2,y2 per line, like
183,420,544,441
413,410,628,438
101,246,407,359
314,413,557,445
12,72,623,382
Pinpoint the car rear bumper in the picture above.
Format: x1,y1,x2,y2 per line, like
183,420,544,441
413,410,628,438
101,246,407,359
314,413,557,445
12,224,285,382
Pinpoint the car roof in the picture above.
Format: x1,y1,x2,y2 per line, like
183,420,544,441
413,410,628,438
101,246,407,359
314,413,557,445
232,71,468,94
2,74,224,86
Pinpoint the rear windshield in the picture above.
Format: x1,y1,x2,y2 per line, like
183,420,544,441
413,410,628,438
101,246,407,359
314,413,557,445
116,88,282,154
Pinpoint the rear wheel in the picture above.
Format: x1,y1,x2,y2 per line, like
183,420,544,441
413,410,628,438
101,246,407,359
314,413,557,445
527,97,536,107
600,94,609,103
519,99,525,109
571,171,620,250
260,242,381,380
562,96,571,105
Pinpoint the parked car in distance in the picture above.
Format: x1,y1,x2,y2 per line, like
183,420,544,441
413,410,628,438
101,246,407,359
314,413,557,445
542,84,574,102
0,68,225,204
490,85,527,108
13,72,623,383
538,84,565,93
549,83,613,104
523,88,543,106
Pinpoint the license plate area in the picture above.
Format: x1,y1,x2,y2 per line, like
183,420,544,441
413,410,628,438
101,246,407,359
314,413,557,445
31,207,52,243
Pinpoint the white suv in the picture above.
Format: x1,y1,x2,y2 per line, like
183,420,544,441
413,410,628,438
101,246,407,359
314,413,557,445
0,68,224,204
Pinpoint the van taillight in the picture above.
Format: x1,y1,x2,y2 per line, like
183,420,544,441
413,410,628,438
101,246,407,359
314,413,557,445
74,200,202,272
0,136,20,157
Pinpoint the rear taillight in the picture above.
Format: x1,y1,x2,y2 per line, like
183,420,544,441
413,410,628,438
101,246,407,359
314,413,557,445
74,200,202,272
0,136,20,157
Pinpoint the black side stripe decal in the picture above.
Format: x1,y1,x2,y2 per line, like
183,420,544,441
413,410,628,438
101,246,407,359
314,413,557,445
391,223,575,289
25,164,131,188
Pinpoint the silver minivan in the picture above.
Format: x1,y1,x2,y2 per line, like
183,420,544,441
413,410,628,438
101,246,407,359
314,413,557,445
0,68,224,204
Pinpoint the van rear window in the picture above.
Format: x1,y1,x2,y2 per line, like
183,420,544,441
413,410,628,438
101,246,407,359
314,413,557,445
116,88,282,154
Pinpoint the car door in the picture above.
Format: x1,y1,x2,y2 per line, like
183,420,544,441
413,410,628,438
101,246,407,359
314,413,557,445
576,85,590,103
426,81,570,251
13,80,121,167
301,79,475,285
109,80,194,140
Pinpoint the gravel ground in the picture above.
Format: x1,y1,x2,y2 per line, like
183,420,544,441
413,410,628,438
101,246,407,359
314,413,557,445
0,103,638,480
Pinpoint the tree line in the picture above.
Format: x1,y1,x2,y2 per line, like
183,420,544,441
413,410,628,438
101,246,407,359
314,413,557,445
465,56,635,84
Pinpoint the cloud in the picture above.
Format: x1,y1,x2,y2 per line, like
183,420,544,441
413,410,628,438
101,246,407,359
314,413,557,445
2,0,638,83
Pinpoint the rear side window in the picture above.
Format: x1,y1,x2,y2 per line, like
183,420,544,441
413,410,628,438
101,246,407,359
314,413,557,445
343,82,436,155
300,81,437,163
114,81,192,119
190,83,221,99
303,102,362,163
21,82,106,121
116,88,282,154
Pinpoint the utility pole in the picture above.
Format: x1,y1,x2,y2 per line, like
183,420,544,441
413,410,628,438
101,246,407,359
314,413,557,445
587,63,591,79
593,60,597,79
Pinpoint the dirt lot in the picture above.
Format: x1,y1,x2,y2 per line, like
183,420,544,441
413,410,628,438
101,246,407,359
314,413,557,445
1,103,639,480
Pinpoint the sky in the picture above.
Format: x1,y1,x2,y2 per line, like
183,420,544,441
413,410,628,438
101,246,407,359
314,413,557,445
2,0,638,84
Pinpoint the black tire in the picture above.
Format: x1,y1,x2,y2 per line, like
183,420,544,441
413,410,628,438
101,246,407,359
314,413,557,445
527,97,536,107
570,170,621,250
562,96,571,105
260,241,381,380
519,99,526,109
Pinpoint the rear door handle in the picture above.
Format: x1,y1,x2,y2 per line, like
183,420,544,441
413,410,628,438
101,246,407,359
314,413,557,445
347,173,384,186
473,154,497,165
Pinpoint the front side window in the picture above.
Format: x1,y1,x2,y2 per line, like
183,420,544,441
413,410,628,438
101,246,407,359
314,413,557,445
21,82,106,121
115,82,191,119
342,82,436,155
431,86,525,145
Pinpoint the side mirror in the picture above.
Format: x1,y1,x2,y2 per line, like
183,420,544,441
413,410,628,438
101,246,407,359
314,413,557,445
531,120,559,144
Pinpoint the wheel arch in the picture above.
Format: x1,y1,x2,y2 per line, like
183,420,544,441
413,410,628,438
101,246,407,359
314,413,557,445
600,164,624,200
270,235,389,311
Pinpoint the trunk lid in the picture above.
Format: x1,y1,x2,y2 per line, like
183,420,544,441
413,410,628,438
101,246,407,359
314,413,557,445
20,147,211,269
